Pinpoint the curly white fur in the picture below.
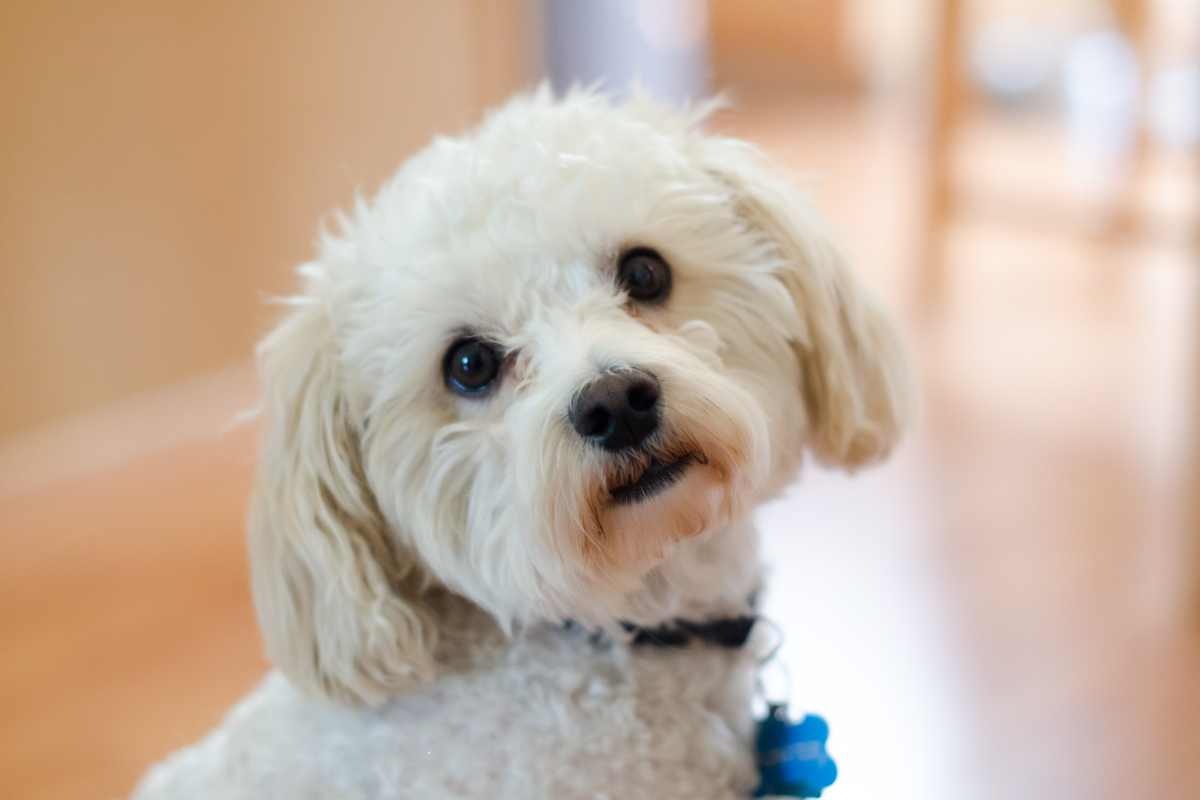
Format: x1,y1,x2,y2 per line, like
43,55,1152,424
133,87,909,799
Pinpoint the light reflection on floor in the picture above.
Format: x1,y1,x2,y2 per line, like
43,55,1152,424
759,445,976,800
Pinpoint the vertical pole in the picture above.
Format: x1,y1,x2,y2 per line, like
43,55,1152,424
919,0,966,315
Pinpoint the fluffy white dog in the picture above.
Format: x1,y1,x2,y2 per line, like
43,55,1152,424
133,87,909,800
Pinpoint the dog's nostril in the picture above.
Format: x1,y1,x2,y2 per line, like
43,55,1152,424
579,406,614,439
626,379,659,413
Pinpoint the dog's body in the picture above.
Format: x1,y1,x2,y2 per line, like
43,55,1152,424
133,88,908,799
135,545,761,799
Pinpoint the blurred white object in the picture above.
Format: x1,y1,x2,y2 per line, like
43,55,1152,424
1061,30,1141,195
542,0,709,104
970,19,1061,103
1148,64,1200,148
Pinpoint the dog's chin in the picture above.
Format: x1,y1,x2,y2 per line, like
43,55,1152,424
583,449,736,575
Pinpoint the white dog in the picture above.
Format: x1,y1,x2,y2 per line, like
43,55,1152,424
133,87,909,800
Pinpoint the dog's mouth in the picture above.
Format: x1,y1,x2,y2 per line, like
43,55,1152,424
608,452,701,506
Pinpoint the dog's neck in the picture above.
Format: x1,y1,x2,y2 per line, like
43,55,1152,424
426,517,762,661
616,515,762,628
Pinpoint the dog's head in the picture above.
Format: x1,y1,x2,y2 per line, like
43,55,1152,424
249,88,910,705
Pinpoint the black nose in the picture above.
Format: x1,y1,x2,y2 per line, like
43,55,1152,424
569,370,661,452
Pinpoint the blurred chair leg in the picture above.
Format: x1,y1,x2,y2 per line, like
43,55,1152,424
918,0,965,316
1191,279,1200,630
1194,176,1200,630
1103,0,1152,241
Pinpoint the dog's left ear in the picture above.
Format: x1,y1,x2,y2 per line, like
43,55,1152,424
696,136,912,469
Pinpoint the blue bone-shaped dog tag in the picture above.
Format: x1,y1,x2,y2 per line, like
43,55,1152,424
753,705,838,798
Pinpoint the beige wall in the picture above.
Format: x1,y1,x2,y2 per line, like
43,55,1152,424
0,2,529,439
710,0,862,92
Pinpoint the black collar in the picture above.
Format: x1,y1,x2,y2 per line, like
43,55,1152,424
620,615,758,649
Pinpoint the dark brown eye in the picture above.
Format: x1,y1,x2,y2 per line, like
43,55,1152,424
443,338,501,397
617,248,672,304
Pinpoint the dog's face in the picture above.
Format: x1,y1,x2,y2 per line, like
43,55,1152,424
250,89,909,705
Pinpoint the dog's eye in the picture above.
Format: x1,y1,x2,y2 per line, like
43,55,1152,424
617,248,672,304
443,338,501,397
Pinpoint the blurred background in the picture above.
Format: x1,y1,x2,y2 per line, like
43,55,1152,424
1,1,1197,798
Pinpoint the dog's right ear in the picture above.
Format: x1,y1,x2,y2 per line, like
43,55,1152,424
249,298,435,706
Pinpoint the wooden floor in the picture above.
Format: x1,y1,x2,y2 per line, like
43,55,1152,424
2,97,1197,799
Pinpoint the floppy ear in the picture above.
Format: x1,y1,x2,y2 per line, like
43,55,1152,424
249,298,435,706
698,137,912,469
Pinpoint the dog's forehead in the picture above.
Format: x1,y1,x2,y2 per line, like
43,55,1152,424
392,101,696,257
355,99,706,310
